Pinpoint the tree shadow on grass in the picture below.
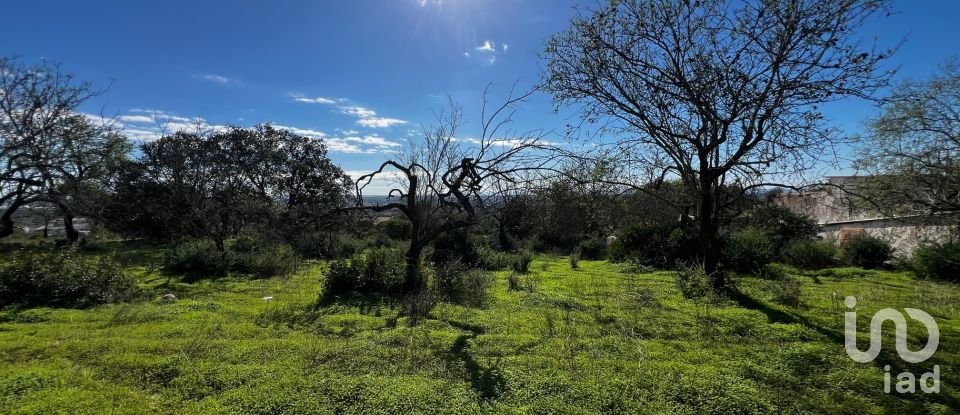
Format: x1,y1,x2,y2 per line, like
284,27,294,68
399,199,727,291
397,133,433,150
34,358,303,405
441,320,506,401
726,287,960,410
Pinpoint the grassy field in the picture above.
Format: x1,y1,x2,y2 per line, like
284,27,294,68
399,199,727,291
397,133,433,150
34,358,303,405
1,250,958,414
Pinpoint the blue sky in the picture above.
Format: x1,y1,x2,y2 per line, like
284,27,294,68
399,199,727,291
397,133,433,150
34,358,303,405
2,0,959,188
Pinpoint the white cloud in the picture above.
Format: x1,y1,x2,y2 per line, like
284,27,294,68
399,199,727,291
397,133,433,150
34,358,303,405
341,105,377,119
117,115,154,123
345,135,402,147
291,94,338,104
465,40,505,65
270,124,401,154
476,40,496,53
193,74,236,85
357,117,408,128
340,105,408,128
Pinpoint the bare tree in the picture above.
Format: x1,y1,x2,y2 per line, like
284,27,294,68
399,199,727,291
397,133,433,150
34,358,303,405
855,60,960,221
344,86,554,294
542,0,895,289
39,114,129,242
0,57,106,239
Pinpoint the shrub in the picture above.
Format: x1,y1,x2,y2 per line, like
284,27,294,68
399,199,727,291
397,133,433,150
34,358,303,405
510,250,534,274
575,238,607,260
163,239,231,279
569,252,580,269
608,222,697,267
723,227,774,274
768,277,803,307
377,218,412,240
431,229,479,267
506,272,536,293
842,234,893,269
734,205,820,252
781,239,837,270
430,260,494,307
231,237,302,278
675,263,710,299
0,249,140,308
165,237,302,280
476,245,512,271
912,241,960,282
322,248,406,299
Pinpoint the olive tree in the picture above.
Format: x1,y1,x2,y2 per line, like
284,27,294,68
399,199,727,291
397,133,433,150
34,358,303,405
344,88,554,294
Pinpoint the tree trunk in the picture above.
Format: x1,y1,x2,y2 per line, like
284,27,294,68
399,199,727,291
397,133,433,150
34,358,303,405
698,179,725,291
0,209,15,239
496,217,512,251
404,241,424,294
63,213,80,243
0,200,25,240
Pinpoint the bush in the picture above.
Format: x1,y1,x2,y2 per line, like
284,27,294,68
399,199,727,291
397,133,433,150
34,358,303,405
734,205,820,252
322,248,406,299
431,229,479,267
608,223,697,268
575,238,607,260
506,272,537,293
675,263,710,299
781,239,838,270
430,260,494,307
0,249,140,308
165,237,302,280
912,241,960,282
510,250,534,274
768,277,803,307
476,245,512,271
377,218,412,240
163,239,231,279
231,237,302,278
842,234,893,269
723,227,774,274
569,252,580,269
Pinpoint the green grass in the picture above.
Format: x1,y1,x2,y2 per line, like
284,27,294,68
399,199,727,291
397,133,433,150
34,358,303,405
1,250,958,414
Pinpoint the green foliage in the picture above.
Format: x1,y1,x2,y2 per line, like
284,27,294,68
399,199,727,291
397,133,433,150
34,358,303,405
734,205,820,252
575,237,608,260
322,248,406,299
506,272,537,293
842,234,893,269
608,222,697,267
912,240,960,282
0,248,139,308
781,239,838,269
164,237,301,280
675,262,710,299
230,237,302,278
377,218,412,240
723,227,774,274
163,239,232,278
569,251,580,269
429,260,494,307
510,250,534,274
475,245,512,271
767,277,803,307
431,229,480,267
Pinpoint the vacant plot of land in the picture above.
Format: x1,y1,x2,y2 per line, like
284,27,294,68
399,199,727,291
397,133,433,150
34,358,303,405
1,255,957,414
